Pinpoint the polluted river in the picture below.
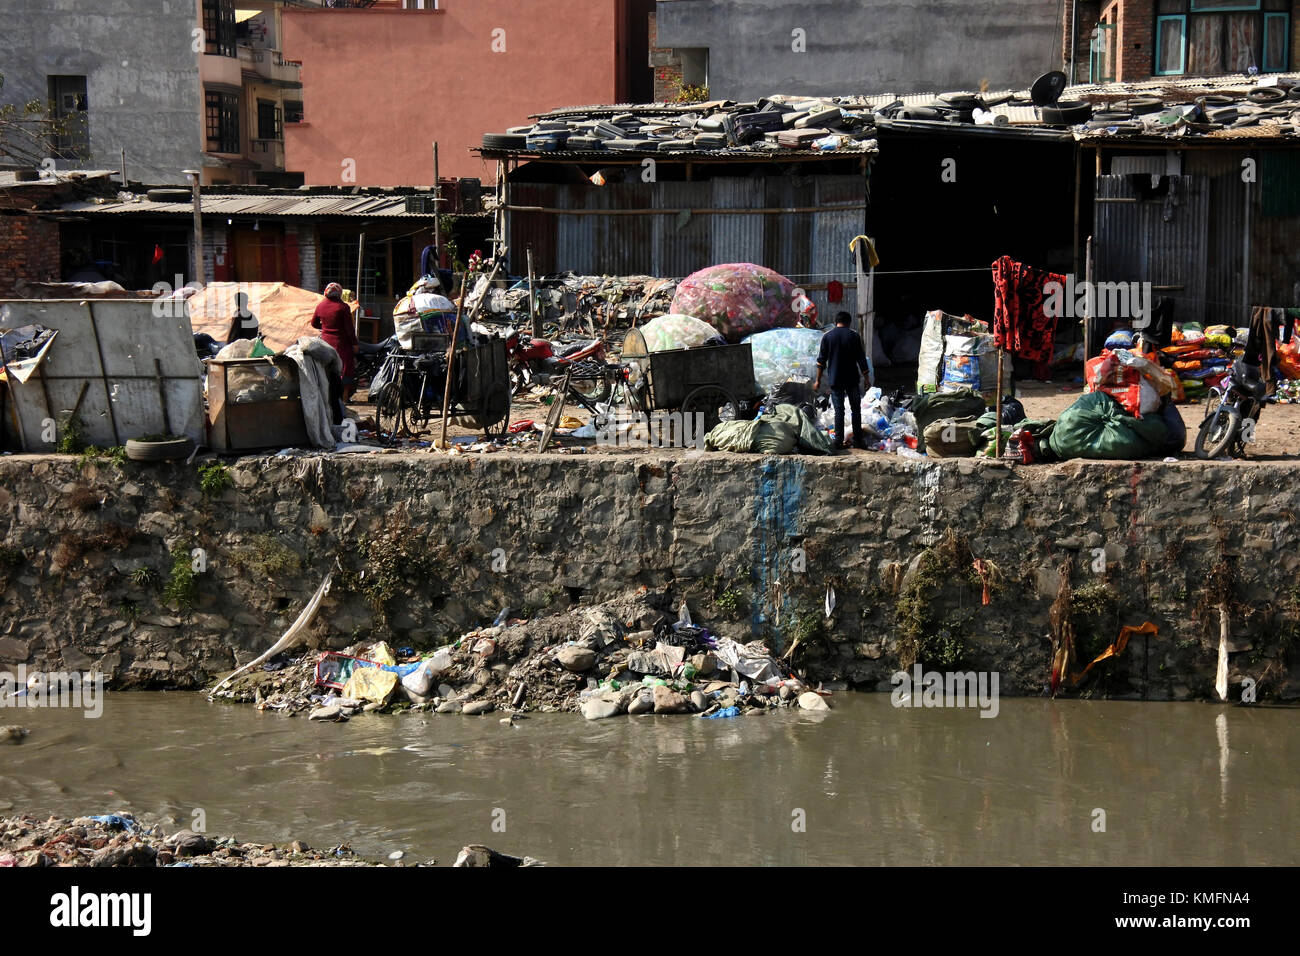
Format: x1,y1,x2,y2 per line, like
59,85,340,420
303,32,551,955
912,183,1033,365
3,692,1297,867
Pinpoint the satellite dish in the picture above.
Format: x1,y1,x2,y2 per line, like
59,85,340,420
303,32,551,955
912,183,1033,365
1030,71,1068,107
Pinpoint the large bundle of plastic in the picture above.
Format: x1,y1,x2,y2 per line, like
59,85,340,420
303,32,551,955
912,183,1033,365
670,263,798,343
638,314,722,352
1045,391,1168,461
743,327,825,393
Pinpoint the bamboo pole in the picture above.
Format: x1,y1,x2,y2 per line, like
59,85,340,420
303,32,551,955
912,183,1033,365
995,350,1004,458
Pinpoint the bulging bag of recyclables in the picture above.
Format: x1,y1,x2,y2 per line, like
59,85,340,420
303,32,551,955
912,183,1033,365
670,263,799,343
637,313,723,352
743,327,825,394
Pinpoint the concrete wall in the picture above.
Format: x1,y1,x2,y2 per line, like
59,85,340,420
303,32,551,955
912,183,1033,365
281,1,629,185
0,0,202,185
0,452,1297,702
655,0,1065,99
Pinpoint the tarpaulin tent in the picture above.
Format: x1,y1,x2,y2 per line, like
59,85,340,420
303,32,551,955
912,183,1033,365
186,282,356,352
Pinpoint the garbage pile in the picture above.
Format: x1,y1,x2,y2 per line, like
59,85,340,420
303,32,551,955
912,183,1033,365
1155,323,1245,404
467,273,678,331
0,812,372,867
479,96,878,157
212,590,833,720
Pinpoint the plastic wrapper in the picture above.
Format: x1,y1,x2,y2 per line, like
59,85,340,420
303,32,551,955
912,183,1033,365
743,327,825,393
670,263,798,342
637,314,722,352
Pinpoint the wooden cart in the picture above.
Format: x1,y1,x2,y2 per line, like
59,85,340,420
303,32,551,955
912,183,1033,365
374,334,511,439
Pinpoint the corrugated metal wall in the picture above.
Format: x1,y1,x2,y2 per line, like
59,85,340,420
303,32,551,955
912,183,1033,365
509,174,866,319
1095,174,1209,326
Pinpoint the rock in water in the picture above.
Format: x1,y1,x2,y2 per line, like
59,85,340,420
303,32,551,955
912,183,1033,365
627,691,654,715
164,829,211,857
581,698,621,720
435,700,463,714
453,844,543,867
797,691,830,712
462,700,494,716
0,726,29,744
308,704,343,721
652,686,690,714
690,691,709,712
556,646,597,672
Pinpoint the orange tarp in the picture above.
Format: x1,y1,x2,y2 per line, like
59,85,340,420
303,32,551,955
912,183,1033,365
186,282,355,352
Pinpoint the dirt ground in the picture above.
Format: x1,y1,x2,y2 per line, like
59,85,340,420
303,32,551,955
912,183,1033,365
347,371,1298,462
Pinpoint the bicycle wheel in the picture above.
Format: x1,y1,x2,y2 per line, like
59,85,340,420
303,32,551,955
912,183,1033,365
1194,401,1241,460
375,382,406,437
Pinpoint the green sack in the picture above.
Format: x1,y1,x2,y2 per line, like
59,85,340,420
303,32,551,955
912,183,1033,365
923,416,983,457
769,403,832,455
1045,392,1168,461
910,388,988,452
704,419,760,452
250,336,275,358
751,416,799,455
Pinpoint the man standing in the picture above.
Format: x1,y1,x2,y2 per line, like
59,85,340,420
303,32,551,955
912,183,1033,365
813,311,871,449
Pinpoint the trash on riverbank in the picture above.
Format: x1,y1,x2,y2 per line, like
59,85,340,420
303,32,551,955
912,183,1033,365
0,812,374,867
210,589,832,720
453,844,544,867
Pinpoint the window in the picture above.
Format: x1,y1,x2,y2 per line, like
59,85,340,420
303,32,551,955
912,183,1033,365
284,100,304,124
47,75,89,159
1091,22,1117,82
256,99,282,141
203,0,236,58
206,91,240,153
1153,1,1291,76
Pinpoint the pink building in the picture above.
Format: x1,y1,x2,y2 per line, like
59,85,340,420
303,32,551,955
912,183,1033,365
282,0,654,186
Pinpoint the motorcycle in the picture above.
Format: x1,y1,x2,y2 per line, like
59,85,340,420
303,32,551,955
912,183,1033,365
354,336,397,392
1194,358,1267,459
502,327,615,404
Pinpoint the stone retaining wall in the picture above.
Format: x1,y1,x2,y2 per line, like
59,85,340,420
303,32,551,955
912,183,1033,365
1,452,1297,701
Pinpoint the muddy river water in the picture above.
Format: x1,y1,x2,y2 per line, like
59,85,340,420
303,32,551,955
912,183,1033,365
2,693,1296,866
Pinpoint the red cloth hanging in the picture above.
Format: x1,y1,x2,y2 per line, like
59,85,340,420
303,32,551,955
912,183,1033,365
826,279,844,303
991,255,1066,380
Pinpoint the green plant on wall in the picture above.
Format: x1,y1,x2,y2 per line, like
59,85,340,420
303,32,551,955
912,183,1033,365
334,523,448,624
56,413,87,454
162,544,198,610
894,531,975,671
197,461,233,497
231,534,301,579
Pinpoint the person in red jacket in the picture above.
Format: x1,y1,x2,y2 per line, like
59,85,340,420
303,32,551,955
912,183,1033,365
311,282,357,397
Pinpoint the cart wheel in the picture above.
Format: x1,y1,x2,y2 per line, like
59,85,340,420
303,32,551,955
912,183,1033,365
375,382,405,437
479,383,512,440
682,385,737,436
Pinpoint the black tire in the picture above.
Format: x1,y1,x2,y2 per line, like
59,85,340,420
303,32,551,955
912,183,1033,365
146,188,192,202
1248,87,1286,104
1126,96,1164,115
125,437,195,462
1194,401,1241,460
681,385,738,436
1041,100,1092,125
938,92,983,110
1288,85,1300,100
481,133,528,149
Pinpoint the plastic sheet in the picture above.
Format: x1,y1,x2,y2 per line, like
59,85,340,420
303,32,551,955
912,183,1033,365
670,263,799,343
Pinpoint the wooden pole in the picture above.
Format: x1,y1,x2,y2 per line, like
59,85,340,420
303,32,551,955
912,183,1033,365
354,232,365,338
1083,235,1094,360
433,142,441,270
995,349,1004,458
527,245,539,338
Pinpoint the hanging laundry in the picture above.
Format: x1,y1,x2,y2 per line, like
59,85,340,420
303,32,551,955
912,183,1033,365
991,256,1067,381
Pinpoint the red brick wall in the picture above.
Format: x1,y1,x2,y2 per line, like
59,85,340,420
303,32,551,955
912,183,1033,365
1116,0,1153,82
0,213,61,297
648,11,683,102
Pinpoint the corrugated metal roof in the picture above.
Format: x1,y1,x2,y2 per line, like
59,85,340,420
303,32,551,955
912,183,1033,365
57,193,439,218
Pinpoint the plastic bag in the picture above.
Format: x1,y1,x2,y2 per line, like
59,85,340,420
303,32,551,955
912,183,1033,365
401,660,438,697
342,667,398,705
638,314,721,352
670,263,799,342
744,327,825,393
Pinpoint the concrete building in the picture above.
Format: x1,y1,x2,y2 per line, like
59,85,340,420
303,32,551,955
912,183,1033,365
0,0,309,187
651,0,1066,100
1069,0,1299,84
280,0,656,185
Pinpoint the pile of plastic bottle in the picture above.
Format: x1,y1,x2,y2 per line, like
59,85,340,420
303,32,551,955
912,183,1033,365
819,386,923,457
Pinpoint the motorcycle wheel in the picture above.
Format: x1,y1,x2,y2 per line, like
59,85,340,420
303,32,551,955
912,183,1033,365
1194,401,1241,460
